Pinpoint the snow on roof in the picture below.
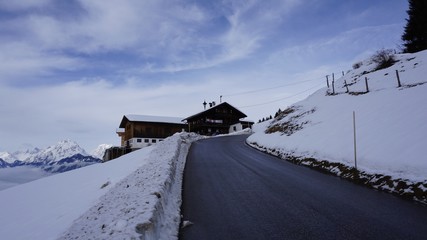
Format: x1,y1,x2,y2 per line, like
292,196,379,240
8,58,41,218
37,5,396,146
124,115,184,125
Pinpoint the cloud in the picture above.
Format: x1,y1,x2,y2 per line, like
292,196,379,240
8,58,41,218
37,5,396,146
135,0,301,73
0,42,83,84
0,0,303,82
0,0,408,152
266,23,404,75
0,0,53,10
0,76,236,151
0,0,214,82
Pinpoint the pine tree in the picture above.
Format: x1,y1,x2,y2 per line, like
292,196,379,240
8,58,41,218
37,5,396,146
402,0,427,53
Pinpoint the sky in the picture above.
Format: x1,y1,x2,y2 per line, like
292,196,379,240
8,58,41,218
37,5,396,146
0,0,408,152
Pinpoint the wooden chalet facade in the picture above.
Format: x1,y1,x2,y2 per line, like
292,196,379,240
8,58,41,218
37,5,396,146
183,102,253,135
104,115,186,161
117,115,186,149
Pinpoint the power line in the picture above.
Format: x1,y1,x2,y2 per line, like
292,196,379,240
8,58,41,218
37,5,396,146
238,82,324,108
223,76,323,97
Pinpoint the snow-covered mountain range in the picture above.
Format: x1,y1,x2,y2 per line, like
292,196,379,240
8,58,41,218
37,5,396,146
0,140,111,173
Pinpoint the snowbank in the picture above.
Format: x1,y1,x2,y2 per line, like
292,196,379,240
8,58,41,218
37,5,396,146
0,132,202,240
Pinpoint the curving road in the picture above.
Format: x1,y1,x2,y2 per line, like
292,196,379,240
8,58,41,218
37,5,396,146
179,135,427,240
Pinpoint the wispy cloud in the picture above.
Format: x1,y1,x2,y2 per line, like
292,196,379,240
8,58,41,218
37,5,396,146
0,42,83,83
266,23,404,75
0,0,53,10
135,0,301,73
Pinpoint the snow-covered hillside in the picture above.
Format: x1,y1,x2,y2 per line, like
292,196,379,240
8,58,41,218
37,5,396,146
248,50,427,202
0,133,202,240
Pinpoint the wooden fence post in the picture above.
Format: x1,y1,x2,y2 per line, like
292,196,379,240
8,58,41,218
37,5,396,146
332,73,335,95
365,77,369,93
344,80,349,93
326,75,330,88
395,70,402,87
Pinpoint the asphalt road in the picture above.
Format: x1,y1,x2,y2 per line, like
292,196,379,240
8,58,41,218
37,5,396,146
179,135,427,240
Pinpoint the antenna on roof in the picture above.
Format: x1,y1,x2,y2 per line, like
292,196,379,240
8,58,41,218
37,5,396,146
220,95,223,103
203,100,207,110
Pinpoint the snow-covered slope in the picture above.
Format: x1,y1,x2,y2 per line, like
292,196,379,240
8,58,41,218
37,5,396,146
0,133,202,240
248,50,427,199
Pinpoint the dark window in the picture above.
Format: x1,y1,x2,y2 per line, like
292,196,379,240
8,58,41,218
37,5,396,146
152,139,157,143
144,139,149,143
137,139,142,143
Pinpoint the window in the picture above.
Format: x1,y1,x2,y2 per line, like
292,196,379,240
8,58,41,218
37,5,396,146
137,139,142,143
144,139,149,143
152,139,157,143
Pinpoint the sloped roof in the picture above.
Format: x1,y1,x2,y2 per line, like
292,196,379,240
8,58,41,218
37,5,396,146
119,115,185,128
183,102,247,121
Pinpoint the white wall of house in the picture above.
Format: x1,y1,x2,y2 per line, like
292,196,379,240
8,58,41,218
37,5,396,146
229,123,243,133
127,137,164,149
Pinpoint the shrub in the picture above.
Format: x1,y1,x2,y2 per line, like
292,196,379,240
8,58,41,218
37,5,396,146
352,61,363,69
370,49,397,70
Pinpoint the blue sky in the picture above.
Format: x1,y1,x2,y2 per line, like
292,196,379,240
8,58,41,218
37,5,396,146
0,0,408,152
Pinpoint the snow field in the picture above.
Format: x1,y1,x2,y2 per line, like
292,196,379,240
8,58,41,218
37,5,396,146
59,132,202,240
0,132,202,240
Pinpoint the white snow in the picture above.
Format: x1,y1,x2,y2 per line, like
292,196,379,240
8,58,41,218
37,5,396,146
0,151,15,163
248,50,427,183
91,143,113,159
0,148,42,163
26,139,88,163
0,132,201,240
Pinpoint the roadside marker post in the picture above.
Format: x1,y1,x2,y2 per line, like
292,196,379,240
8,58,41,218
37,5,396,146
353,111,358,171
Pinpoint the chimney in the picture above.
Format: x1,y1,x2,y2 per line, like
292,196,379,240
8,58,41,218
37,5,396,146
203,100,207,110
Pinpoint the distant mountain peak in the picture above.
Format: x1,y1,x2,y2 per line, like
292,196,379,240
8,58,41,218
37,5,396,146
26,139,88,164
91,144,113,159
